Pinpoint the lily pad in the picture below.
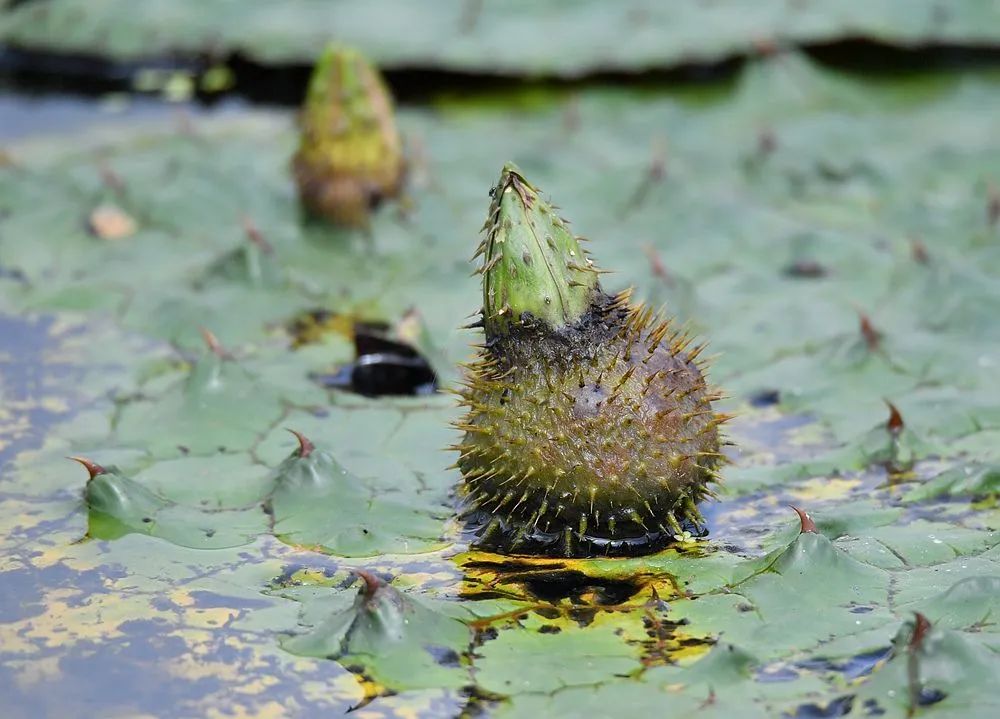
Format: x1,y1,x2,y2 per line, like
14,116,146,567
2,1,1000,74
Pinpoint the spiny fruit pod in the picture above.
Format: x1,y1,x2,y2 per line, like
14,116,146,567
292,44,404,227
452,163,728,557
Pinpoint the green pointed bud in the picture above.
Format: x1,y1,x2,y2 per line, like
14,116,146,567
480,163,600,337
292,44,404,227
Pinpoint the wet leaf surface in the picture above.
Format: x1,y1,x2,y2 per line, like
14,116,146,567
2,53,1000,717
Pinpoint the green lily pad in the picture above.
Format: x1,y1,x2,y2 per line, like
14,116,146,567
268,437,449,557
281,572,471,692
3,1,1000,74
83,461,268,548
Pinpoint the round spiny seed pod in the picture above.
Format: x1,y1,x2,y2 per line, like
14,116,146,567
452,163,728,557
292,44,404,227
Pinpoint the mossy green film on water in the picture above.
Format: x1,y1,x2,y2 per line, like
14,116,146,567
2,51,1000,717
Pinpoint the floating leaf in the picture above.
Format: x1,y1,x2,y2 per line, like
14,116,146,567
268,434,448,557
282,572,471,692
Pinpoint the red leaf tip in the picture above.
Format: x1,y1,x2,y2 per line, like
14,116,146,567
857,311,882,351
68,456,106,480
789,505,816,534
285,428,314,458
884,399,904,435
199,327,227,358
352,570,385,600
909,612,932,651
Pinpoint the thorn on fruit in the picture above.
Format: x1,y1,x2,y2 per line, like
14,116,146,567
286,428,314,458
68,456,106,480
789,505,816,534
988,183,1000,227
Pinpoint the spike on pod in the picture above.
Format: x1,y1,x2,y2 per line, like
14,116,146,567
789,505,816,534
286,428,315,458
68,456,106,481
452,164,726,557
292,44,404,227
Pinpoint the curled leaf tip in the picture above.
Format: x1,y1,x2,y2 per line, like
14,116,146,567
857,311,882,351
199,327,227,357
909,612,932,651
68,456,106,480
352,569,385,600
285,428,314,458
789,505,816,534
884,399,904,435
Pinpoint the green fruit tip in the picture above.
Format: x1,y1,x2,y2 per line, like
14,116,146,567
477,163,600,338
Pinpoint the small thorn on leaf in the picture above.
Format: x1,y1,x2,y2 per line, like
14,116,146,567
790,505,816,534
988,183,1000,227
858,311,882,351
352,569,385,600
199,327,227,357
241,215,273,254
884,399,904,435
68,456,106,480
285,428,314,458
909,612,931,651
910,238,929,264
643,245,673,283
757,128,777,156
